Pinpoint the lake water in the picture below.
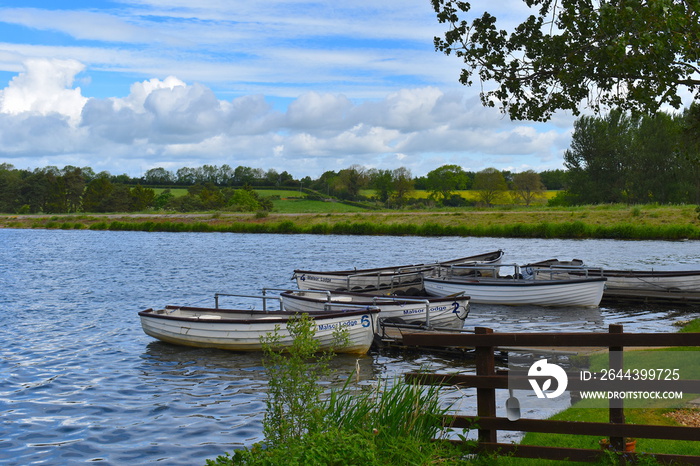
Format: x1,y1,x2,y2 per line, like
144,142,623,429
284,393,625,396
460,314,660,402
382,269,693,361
1,229,699,465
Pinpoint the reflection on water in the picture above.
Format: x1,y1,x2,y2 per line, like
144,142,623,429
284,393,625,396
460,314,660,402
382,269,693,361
0,230,698,464
470,304,606,332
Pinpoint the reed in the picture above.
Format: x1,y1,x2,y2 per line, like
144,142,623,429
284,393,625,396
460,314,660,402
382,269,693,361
324,376,450,443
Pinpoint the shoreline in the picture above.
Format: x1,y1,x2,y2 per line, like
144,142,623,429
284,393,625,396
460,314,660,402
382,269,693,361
2,209,699,240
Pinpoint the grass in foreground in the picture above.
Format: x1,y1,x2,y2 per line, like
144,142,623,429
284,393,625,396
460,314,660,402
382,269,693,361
206,313,467,465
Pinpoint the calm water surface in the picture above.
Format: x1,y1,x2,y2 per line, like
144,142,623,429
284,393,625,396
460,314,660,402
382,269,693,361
1,230,699,465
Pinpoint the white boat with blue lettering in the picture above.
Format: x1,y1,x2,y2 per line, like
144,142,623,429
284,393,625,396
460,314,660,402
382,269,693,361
292,250,504,293
138,293,379,354
278,289,470,331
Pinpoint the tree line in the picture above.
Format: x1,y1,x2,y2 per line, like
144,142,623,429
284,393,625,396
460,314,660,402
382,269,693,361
562,105,700,205
0,162,564,213
0,166,276,214
0,106,698,214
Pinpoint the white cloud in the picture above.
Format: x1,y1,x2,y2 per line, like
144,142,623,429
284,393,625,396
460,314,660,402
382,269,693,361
285,92,354,132
0,58,87,125
117,76,187,112
0,58,570,177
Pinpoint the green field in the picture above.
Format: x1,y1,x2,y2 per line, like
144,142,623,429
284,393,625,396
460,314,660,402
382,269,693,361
271,199,365,213
359,189,559,201
156,188,559,203
152,188,559,212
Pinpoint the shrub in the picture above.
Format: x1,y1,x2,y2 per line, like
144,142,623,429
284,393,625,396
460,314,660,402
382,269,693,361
547,190,575,207
259,313,347,448
275,220,298,234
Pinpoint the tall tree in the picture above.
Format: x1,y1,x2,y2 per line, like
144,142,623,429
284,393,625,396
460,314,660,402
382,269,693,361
431,0,700,121
176,167,197,185
130,185,156,211
63,166,86,213
564,110,636,204
311,170,337,196
392,167,414,207
680,103,700,204
219,164,234,186
233,166,257,186
104,184,133,212
199,165,219,184
44,172,68,213
143,167,174,185
82,176,114,212
473,167,508,206
371,169,395,203
19,169,51,213
265,168,281,186
425,164,470,205
539,169,567,190
627,112,682,203
336,165,367,200
0,164,21,213
512,170,545,206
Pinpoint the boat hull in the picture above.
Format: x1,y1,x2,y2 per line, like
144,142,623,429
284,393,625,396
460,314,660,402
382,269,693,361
580,270,700,292
529,260,700,293
423,277,607,307
138,306,378,354
280,290,470,331
293,250,504,292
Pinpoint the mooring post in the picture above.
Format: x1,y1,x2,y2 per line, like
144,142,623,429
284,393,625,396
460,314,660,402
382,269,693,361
608,324,625,451
475,326,497,444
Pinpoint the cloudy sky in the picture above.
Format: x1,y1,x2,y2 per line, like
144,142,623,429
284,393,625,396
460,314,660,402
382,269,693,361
0,0,576,179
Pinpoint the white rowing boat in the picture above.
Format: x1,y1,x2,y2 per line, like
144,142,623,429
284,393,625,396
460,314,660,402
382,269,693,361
423,274,607,307
527,259,700,295
279,289,470,331
571,269,700,292
138,298,379,354
292,250,504,293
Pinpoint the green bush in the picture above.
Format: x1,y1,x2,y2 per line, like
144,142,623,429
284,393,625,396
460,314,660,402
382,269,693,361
275,220,298,234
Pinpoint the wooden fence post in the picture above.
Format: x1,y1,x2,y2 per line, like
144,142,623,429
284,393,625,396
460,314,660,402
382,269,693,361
609,324,625,451
475,326,497,443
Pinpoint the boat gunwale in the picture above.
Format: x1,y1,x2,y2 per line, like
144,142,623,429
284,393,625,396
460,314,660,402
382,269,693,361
279,290,470,305
292,250,503,276
424,276,608,287
570,270,700,278
138,306,380,324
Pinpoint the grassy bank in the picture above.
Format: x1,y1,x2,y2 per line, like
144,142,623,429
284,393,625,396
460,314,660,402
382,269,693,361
2,205,699,240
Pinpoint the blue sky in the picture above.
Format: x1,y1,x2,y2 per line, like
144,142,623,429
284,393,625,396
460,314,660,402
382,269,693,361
0,0,575,178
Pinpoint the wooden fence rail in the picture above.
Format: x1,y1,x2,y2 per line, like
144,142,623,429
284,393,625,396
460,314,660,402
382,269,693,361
403,325,700,464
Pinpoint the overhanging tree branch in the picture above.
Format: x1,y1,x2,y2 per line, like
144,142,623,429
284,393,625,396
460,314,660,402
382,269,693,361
431,0,700,121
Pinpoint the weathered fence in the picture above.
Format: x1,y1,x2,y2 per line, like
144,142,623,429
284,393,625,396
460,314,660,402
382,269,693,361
404,325,700,464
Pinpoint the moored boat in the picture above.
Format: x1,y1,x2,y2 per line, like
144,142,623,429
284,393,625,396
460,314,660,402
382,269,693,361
292,250,504,293
423,273,607,307
571,269,700,292
138,302,379,354
279,289,470,331
525,258,700,292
